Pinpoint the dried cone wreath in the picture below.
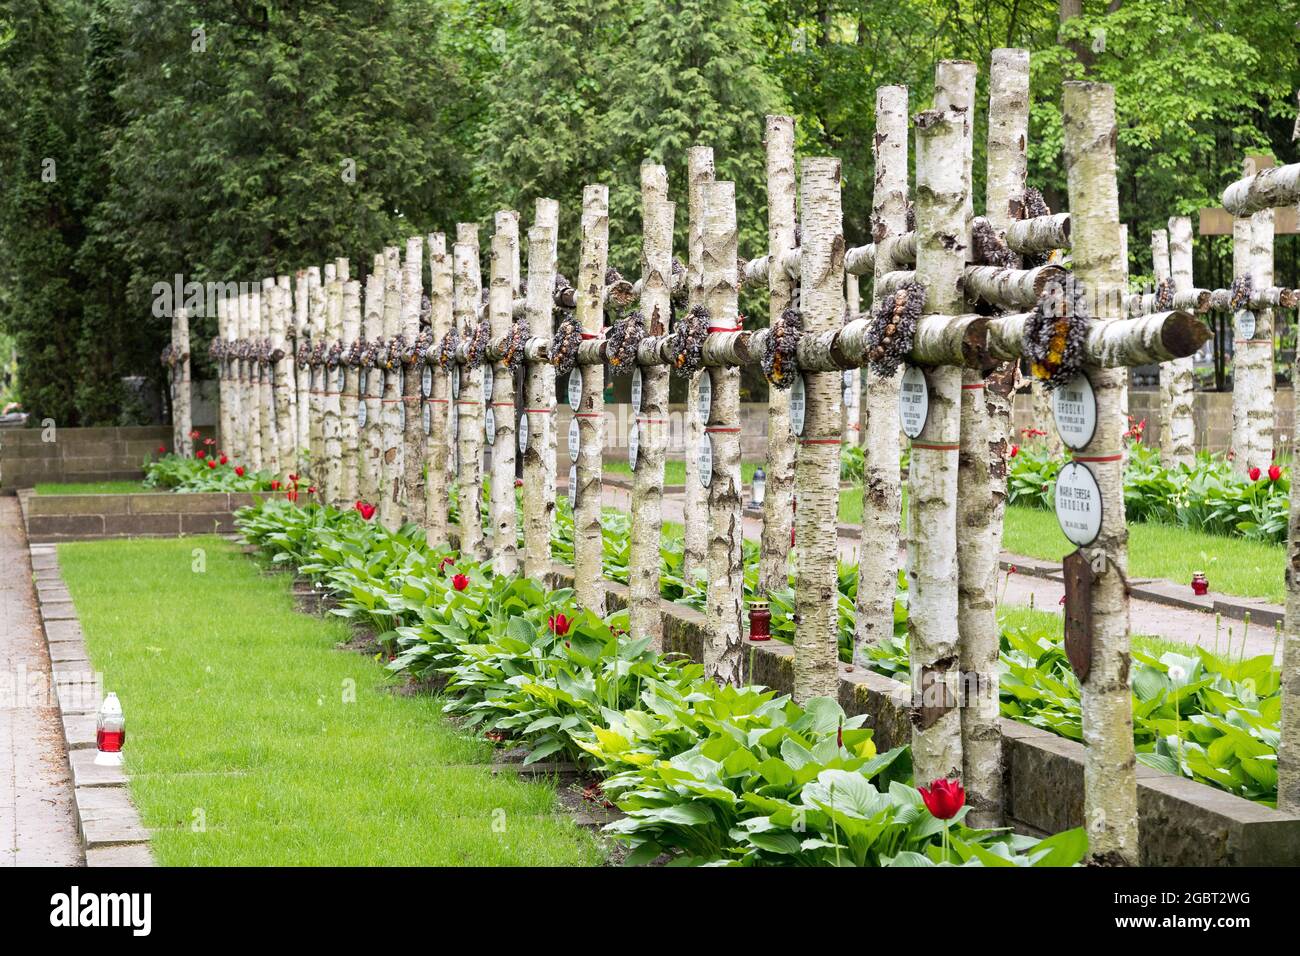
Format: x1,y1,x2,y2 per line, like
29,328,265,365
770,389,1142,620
463,319,490,370
1025,275,1090,391
866,281,925,378
605,310,645,375
501,318,529,376
762,307,802,389
669,305,710,378
972,217,1017,269
437,327,459,371
1154,277,1174,311
1230,274,1253,311
551,313,582,379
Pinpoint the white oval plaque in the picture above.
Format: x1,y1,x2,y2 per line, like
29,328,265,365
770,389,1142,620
451,368,460,399
698,374,712,424
1235,310,1256,340
359,367,368,395
789,375,807,437
628,422,639,471
336,366,346,392
422,402,431,435
568,417,580,461
485,406,495,445
898,366,928,439
1054,461,1103,547
1052,374,1097,451
568,463,577,507
518,412,529,452
483,363,494,399
631,367,643,414
568,368,582,411
422,365,432,398
698,434,713,488
357,401,367,429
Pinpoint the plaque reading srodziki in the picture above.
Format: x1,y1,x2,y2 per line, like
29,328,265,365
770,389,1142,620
1054,461,1103,547
1052,373,1097,450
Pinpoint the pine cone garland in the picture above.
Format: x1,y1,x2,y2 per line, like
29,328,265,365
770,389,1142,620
669,305,710,378
1154,277,1174,311
1025,276,1090,391
463,319,490,369
551,313,582,378
502,318,529,375
437,328,459,371
972,217,1017,269
866,282,924,378
762,307,802,389
1230,274,1253,311
605,310,645,375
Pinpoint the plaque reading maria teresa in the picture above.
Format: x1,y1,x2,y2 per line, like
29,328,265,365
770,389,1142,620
568,417,580,461
789,375,806,436
631,367,643,413
628,422,639,471
698,434,713,488
567,368,582,411
1052,374,1097,450
898,366,928,439
518,412,529,452
1054,462,1103,547
698,374,712,424
1235,310,1256,340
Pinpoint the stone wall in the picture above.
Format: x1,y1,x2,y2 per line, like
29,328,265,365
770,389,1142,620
20,489,268,543
0,425,219,491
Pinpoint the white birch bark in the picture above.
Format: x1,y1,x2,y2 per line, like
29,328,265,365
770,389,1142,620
792,158,845,702
489,225,519,575
760,115,798,596
379,246,404,528
273,275,296,478
1151,228,1175,455
171,307,192,458
1230,199,1275,474
294,270,310,468
522,200,559,578
630,164,673,648
321,269,343,504
1005,213,1071,254
1283,386,1300,812
253,285,270,473
216,294,237,458
360,264,385,504
1166,217,1198,465
1064,80,1139,866
855,86,908,658
425,233,454,545
235,292,251,465
681,147,714,584
907,98,965,787
340,278,361,504
574,186,609,613
307,267,325,478
700,180,745,687
454,227,485,559
1222,161,1300,217
401,236,425,521
260,279,280,477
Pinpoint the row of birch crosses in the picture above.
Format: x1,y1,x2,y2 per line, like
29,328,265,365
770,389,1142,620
198,50,1288,865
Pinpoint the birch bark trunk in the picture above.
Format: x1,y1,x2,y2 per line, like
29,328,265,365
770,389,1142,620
907,98,965,787
273,275,297,478
321,268,343,504
340,278,361,504
1064,80,1139,866
522,200,559,578
171,307,192,458
1229,207,1275,474
255,284,273,473
630,164,673,648
792,158,845,702
489,225,519,575
216,294,237,458
681,147,714,585
700,180,744,687
379,246,404,528
401,236,425,521
1166,216,1198,467
1152,229,1174,453
1283,382,1300,813
361,265,385,504
425,233,454,545
235,293,250,464
307,267,325,478
759,115,798,596
294,270,310,469
261,279,281,477
454,227,486,559
854,86,908,658
574,186,609,613
844,275,862,445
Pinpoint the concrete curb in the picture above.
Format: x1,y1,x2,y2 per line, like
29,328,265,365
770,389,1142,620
28,542,155,867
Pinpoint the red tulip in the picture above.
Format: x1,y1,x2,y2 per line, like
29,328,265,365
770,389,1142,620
287,490,298,503
235,465,245,477
288,474,299,483
156,445,166,454
918,778,965,821
196,449,205,459
438,556,455,574
1009,444,1019,458
189,429,200,440
1249,467,1261,482
355,501,376,520
219,454,228,465
204,437,215,446
307,485,317,494
206,459,216,469
1268,464,1281,482
548,613,571,636
270,480,281,491
451,573,469,592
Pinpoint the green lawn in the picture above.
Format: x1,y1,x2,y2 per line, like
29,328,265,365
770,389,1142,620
36,480,147,495
838,488,1284,605
58,536,603,867
605,459,758,486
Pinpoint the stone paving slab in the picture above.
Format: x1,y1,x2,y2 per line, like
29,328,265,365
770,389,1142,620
69,749,127,788
80,809,149,849
86,843,155,867
62,714,97,750
40,600,79,622
44,618,84,643
49,643,90,665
